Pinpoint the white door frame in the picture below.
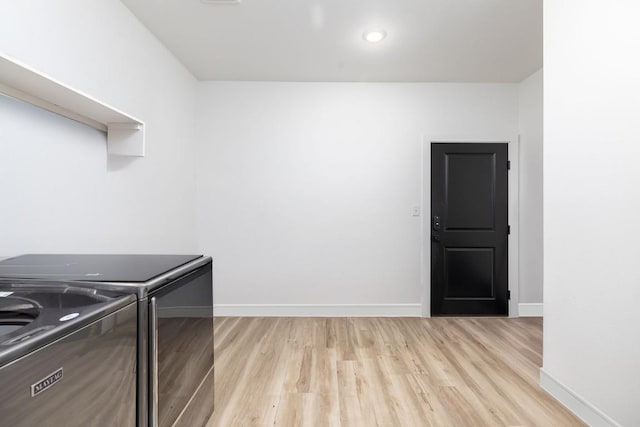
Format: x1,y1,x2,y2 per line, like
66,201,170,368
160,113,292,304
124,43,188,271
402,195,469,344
421,135,520,317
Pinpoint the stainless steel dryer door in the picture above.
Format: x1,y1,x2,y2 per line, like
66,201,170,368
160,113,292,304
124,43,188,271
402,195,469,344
149,264,214,427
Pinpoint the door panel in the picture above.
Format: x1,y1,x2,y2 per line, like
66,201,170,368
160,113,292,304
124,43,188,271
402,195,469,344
444,248,494,298
431,143,508,316
446,153,496,230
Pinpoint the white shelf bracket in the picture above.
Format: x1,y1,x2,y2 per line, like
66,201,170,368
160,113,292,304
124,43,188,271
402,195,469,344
107,122,145,157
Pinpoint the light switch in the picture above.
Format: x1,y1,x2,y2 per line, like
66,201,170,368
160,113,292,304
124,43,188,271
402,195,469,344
411,206,421,217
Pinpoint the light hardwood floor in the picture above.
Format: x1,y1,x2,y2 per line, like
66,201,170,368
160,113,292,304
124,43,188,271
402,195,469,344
207,317,584,427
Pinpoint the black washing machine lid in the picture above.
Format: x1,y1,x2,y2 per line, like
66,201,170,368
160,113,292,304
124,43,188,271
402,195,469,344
0,254,202,283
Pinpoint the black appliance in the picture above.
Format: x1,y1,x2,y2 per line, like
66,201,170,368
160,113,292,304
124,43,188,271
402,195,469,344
0,282,138,426
0,254,215,427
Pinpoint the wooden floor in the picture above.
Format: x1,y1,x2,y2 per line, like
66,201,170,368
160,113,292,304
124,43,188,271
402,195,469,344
207,317,584,427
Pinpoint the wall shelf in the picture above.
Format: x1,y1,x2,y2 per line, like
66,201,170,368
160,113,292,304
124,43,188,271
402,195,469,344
0,52,145,156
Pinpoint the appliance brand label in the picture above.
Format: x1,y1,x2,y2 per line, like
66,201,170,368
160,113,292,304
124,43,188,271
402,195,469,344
31,368,63,397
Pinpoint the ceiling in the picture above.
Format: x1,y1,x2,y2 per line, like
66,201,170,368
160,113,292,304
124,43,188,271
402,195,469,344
121,0,542,82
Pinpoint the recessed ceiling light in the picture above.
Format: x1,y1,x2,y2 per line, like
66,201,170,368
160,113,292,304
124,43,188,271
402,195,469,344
363,30,386,43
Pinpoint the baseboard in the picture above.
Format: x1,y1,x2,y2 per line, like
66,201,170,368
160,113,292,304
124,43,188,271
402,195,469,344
157,306,212,318
540,368,622,427
213,304,422,317
518,303,543,317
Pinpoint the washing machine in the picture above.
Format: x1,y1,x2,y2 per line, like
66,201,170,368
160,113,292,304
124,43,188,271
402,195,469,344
0,282,137,426
0,254,214,427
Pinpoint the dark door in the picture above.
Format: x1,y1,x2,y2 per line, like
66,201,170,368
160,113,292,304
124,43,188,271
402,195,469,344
431,143,509,316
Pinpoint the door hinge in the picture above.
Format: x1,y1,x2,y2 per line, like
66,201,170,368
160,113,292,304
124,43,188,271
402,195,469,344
507,290,511,300
508,225,511,235
507,160,511,170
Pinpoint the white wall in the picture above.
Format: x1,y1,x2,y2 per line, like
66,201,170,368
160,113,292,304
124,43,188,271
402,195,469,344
0,2,545,317
543,1,640,425
196,82,520,313
518,69,543,304
0,0,198,254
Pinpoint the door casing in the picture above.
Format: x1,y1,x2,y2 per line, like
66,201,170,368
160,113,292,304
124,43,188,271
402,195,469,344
421,135,520,317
